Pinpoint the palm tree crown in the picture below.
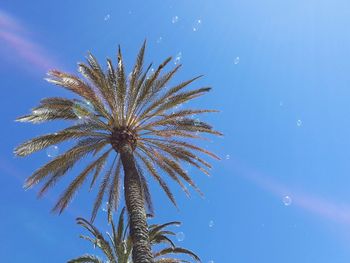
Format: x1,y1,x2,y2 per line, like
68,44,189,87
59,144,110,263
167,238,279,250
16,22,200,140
15,41,221,221
68,208,201,263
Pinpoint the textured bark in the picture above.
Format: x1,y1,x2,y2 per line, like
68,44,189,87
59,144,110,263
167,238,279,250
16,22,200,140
120,145,154,263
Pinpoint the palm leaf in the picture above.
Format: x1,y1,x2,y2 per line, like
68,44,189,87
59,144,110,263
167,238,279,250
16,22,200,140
52,150,112,213
67,254,103,263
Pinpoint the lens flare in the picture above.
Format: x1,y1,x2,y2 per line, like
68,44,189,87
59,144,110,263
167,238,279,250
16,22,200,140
0,9,57,73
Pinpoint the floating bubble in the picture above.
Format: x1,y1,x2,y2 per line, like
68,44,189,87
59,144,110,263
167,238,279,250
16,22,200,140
147,68,155,79
225,154,230,160
194,118,201,126
279,101,284,107
172,16,179,24
174,52,182,65
47,145,59,158
156,36,163,44
192,19,202,31
208,220,214,228
296,119,302,126
73,100,94,120
102,202,109,212
104,14,110,21
176,231,185,242
282,195,292,206
174,103,183,110
234,56,240,65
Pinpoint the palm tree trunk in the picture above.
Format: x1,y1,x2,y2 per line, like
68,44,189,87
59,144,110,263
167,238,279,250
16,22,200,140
120,145,154,263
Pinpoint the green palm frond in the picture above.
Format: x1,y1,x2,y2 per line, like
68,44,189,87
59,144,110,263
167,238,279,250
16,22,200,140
69,210,200,263
76,217,116,262
67,254,104,263
154,247,200,262
15,41,220,220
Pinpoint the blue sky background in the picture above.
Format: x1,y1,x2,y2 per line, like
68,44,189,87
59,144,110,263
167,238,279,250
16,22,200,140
2,0,350,262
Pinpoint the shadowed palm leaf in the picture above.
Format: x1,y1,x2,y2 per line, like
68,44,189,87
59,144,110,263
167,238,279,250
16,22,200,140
15,41,220,262
68,208,200,263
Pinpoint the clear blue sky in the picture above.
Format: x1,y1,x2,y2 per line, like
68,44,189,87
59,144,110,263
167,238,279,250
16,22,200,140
2,0,350,262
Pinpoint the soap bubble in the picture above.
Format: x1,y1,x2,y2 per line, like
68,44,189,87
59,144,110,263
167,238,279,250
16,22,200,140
283,195,292,206
172,16,179,24
46,145,59,158
104,14,110,21
176,231,185,242
156,36,163,44
102,202,109,212
73,100,94,120
234,56,240,64
192,19,202,31
174,52,182,65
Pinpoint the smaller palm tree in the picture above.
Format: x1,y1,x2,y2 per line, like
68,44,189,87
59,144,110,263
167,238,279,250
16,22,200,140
68,208,201,263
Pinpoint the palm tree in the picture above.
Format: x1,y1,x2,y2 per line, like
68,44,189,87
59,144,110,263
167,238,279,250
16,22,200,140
68,208,201,263
15,41,221,262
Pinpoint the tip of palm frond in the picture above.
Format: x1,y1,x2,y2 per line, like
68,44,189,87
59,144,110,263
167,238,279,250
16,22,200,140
201,87,211,92
118,45,122,59
51,199,68,215
23,178,36,190
76,217,89,225
13,146,24,157
159,57,172,69
183,188,191,198
46,69,63,77
44,77,61,85
213,130,224,136
193,185,204,197
15,115,30,123
51,205,64,215
76,217,90,227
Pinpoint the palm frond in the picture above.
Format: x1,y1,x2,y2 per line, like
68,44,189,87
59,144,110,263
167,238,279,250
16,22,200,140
116,46,127,125
52,149,112,214
76,218,116,262
154,247,200,263
67,254,103,263
138,145,190,197
24,138,108,189
91,157,118,222
14,127,107,157
136,152,177,207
